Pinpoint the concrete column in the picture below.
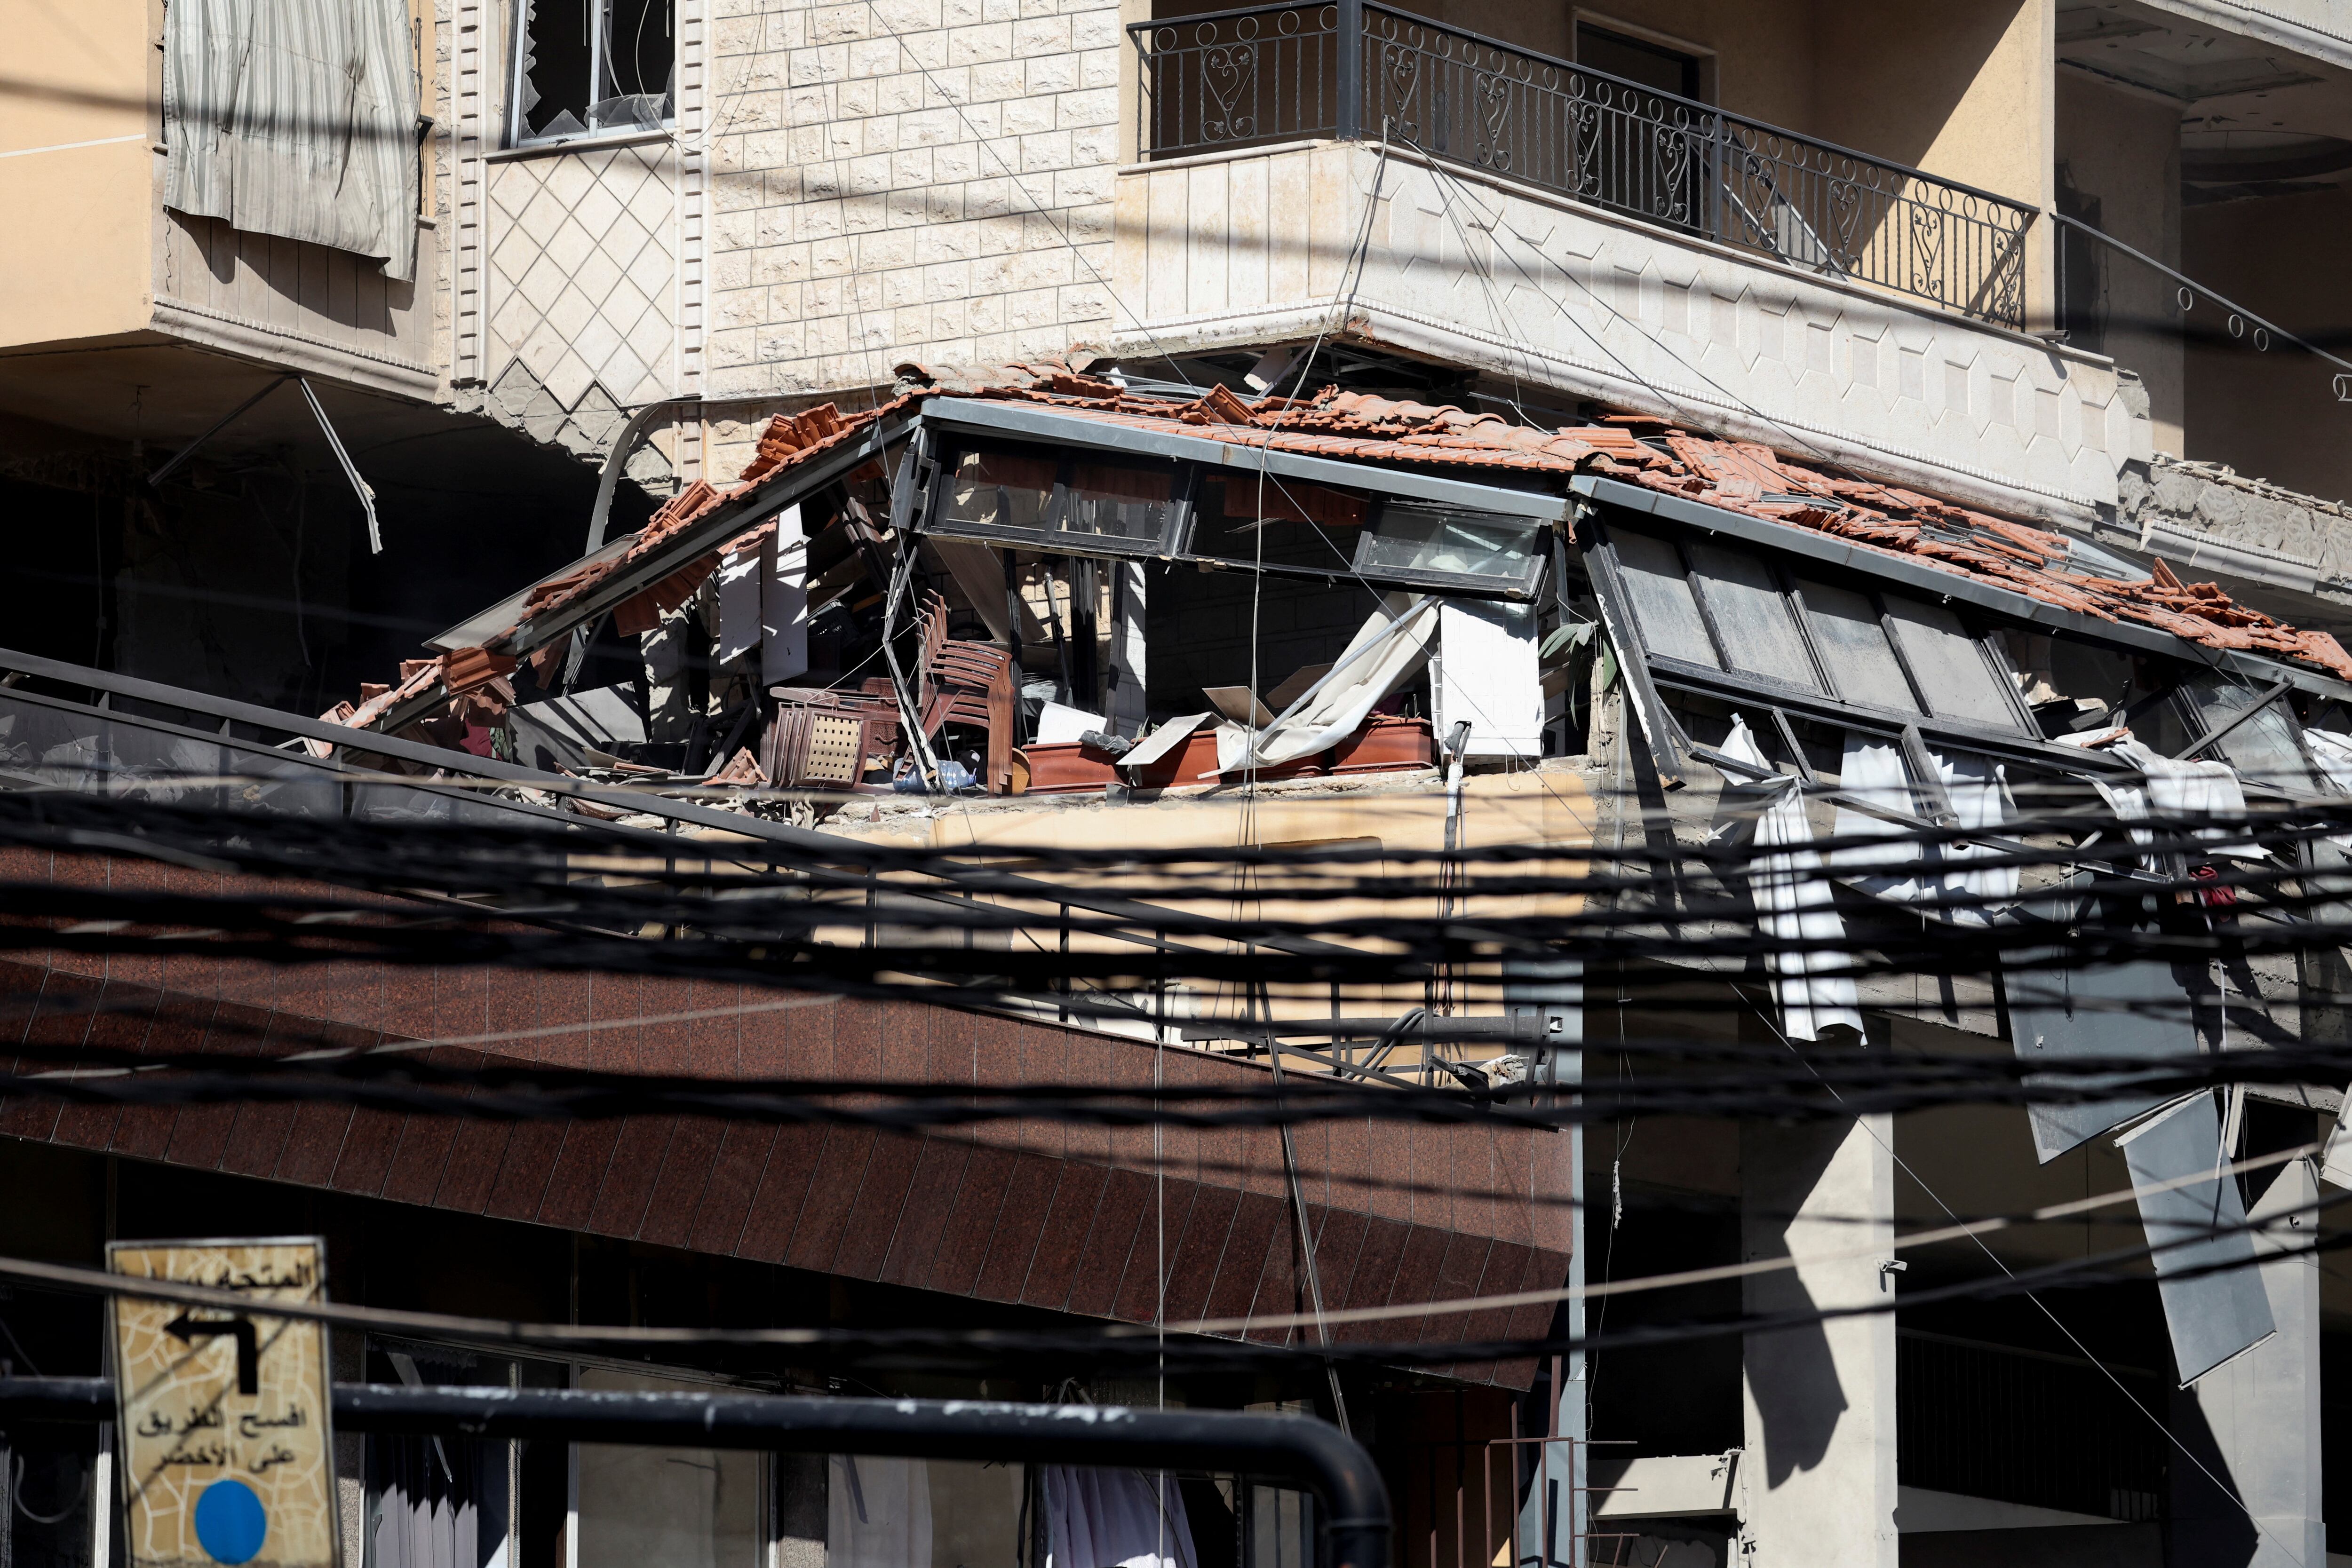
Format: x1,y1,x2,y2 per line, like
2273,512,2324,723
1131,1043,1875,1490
1738,1116,1898,1568
2173,1157,2325,1566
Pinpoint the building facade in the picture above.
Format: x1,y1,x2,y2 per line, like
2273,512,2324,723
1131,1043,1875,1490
11,2,2352,1568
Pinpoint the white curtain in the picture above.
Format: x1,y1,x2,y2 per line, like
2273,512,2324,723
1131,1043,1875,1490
164,0,421,281
1716,716,1862,1041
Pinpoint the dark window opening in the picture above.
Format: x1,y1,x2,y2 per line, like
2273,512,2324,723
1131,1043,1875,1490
2055,170,2105,356
514,0,675,145
1575,23,1703,102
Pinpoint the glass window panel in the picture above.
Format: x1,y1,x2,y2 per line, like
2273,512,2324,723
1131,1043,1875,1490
2187,680,2321,792
1884,597,2024,729
1609,531,1719,668
577,1369,761,1568
1215,475,1368,529
1057,463,1177,545
1353,503,1543,587
939,449,1056,533
1796,581,1918,713
1687,542,1820,689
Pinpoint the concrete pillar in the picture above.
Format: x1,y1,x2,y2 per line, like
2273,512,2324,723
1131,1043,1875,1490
2172,1157,2324,1566
1737,1116,1898,1568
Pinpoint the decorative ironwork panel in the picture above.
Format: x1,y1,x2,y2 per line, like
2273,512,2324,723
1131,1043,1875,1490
1131,3,1342,158
1128,0,2036,328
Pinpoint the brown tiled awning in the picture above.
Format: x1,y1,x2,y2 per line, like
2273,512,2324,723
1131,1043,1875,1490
0,847,1570,1389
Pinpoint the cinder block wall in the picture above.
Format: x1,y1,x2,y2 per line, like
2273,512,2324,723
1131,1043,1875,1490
703,0,1122,411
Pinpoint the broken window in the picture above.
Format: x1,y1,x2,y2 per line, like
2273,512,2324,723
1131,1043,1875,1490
2181,677,2323,795
930,443,1187,557
1351,503,1547,594
919,441,1551,599
1593,520,2037,747
511,0,675,145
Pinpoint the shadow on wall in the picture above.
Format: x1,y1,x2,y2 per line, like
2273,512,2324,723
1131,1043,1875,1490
1741,1117,1850,1487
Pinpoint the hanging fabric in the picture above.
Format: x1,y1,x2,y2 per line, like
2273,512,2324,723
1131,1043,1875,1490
163,0,422,281
2095,738,2262,860
1712,715,1861,1041
1041,1466,1198,1568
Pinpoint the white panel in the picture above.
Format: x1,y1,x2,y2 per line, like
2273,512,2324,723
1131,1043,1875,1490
761,504,809,686
1106,560,1147,736
1435,600,1541,759
717,543,763,665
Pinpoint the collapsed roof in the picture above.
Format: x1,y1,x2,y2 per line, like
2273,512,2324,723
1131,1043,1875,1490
324,354,2352,797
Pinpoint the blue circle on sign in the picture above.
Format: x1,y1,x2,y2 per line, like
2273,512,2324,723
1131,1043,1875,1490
194,1478,269,1565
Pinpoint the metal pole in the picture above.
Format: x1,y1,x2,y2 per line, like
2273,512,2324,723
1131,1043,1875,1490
1336,0,1363,142
6,1381,1389,1568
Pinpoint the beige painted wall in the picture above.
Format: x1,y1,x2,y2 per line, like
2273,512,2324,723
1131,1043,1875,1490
1808,0,2054,329
1563,0,1813,128
2184,185,2352,507
2054,70,2183,454
0,0,155,348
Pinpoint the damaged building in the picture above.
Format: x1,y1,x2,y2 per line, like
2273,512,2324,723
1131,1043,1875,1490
15,0,2352,1567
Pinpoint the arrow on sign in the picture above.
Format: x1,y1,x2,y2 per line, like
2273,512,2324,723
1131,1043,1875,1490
166,1314,258,1396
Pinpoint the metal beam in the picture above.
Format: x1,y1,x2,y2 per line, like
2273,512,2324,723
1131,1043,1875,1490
0,1379,1390,1568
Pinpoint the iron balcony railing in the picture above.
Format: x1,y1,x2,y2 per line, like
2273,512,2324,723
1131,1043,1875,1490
1129,0,2037,329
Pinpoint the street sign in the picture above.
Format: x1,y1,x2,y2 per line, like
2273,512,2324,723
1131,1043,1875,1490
107,1239,339,1568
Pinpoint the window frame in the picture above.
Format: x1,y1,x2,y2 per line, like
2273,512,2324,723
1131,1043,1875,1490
1584,511,2096,781
915,437,1553,601
507,0,679,150
1591,515,2039,733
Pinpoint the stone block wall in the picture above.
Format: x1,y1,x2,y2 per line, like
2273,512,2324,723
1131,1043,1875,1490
700,0,1123,406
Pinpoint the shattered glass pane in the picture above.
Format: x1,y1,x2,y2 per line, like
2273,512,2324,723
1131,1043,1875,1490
1687,542,1820,690
1795,580,1919,713
940,450,1056,534
2187,679,2322,793
1354,503,1543,588
1610,530,1719,668
1884,597,2024,730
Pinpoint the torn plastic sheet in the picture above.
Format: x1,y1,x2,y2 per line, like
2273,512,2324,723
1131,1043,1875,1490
2118,1092,2276,1386
762,506,810,687
2323,1095,2352,1190
1828,736,2015,924
1998,888,2200,1163
2304,729,2352,849
2095,738,2264,860
1119,712,1215,774
1711,715,1861,1041
1250,595,1438,767
1434,600,1541,760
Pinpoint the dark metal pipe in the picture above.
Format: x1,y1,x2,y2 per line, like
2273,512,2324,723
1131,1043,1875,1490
0,1379,1389,1568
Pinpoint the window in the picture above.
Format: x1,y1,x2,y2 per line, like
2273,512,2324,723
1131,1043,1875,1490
919,443,1549,596
1687,541,1820,690
512,0,675,145
1576,23,1702,99
1595,520,2036,740
2183,678,2322,794
1796,579,1920,715
1610,530,1720,668
1350,503,1547,594
926,443,1188,557
941,450,1057,534
1883,599,2026,731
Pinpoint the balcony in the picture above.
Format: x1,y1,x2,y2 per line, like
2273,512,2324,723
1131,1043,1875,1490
1115,2,2151,528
